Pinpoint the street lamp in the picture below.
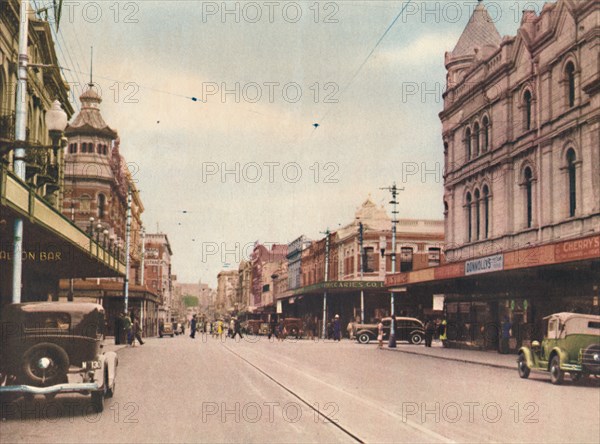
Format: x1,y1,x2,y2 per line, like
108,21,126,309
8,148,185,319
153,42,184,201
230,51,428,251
45,100,68,156
102,229,109,248
88,217,95,236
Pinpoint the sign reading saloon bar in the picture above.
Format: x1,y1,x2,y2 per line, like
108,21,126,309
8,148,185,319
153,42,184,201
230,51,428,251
464,254,504,276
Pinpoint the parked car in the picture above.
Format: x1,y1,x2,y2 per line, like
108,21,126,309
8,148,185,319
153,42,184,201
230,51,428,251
159,321,175,338
517,312,600,384
282,318,304,339
354,317,425,345
0,302,118,412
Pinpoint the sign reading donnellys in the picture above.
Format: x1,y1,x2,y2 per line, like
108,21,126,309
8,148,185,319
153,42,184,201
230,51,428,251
465,254,504,276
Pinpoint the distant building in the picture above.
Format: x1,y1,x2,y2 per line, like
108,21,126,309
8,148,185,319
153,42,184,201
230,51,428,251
249,243,287,315
216,270,238,315
280,198,444,325
144,233,174,323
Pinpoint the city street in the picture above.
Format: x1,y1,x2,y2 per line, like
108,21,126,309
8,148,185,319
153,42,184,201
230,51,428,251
2,336,599,443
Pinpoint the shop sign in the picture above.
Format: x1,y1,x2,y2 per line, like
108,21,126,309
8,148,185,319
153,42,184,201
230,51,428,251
0,250,63,261
555,235,600,263
465,254,504,276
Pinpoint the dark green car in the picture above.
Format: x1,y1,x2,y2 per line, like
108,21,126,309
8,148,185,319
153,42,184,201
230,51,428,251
518,312,600,384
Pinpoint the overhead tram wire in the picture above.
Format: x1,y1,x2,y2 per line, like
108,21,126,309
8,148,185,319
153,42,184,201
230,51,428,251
312,0,414,129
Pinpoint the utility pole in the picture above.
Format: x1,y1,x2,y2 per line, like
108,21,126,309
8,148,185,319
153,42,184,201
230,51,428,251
123,188,132,313
358,221,365,324
11,1,30,303
380,182,404,348
321,229,330,339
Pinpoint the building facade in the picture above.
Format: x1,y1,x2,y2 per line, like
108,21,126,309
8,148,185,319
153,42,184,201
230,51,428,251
216,270,239,316
144,233,174,323
1,2,124,309
386,0,599,353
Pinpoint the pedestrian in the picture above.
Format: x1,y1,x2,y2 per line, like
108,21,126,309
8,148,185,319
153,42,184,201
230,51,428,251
377,319,384,349
425,318,436,347
333,314,341,341
500,316,512,354
231,317,243,339
114,314,122,345
346,320,355,339
190,315,197,339
439,318,448,347
217,319,223,339
132,316,144,346
277,318,286,341
122,312,132,346
268,316,278,340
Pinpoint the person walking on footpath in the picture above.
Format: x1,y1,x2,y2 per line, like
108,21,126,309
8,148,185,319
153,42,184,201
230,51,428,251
425,318,436,347
333,314,341,341
377,319,384,349
190,314,197,339
132,316,144,346
122,312,132,346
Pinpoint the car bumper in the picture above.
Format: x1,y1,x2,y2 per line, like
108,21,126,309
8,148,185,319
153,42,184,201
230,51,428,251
0,382,99,395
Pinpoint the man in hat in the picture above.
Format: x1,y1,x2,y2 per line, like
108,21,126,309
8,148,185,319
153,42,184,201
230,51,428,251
333,314,341,341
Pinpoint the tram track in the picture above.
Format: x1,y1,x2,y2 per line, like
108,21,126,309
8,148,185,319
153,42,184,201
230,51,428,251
222,342,457,443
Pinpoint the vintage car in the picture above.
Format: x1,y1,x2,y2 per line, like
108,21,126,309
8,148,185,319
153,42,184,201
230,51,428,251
282,318,304,339
354,317,425,345
517,312,600,384
0,302,118,412
159,321,175,338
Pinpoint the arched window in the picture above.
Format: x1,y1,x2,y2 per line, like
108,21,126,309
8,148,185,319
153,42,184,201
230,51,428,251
444,201,449,216
473,123,480,157
81,142,87,153
482,116,489,152
466,192,472,242
524,90,532,131
474,189,481,240
524,167,533,228
565,62,575,108
483,186,490,239
567,149,576,217
465,128,472,160
97,144,102,154
98,194,106,219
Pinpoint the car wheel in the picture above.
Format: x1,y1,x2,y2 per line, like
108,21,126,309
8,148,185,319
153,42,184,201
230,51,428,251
550,355,564,385
91,390,104,413
517,353,530,379
410,334,423,345
105,369,115,398
357,333,371,344
21,343,70,386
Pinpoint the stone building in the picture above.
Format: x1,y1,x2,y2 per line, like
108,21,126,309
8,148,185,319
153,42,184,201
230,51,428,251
1,2,123,308
58,85,160,336
280,199,444,328
249,243,287,315
216,269,239,316
144,233,174,323
387,0,599,352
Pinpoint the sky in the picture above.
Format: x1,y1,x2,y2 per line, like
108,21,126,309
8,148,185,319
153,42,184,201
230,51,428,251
44,0,549,287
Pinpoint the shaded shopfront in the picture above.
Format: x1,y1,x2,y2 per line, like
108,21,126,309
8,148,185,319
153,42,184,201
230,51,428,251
1,166,125,311
278,281,389,335
386,235,600,353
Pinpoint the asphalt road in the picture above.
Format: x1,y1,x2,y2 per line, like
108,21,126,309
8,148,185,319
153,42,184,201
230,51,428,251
2,334,599,443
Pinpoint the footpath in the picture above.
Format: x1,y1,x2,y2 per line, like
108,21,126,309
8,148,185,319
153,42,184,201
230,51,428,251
385,340,516,370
